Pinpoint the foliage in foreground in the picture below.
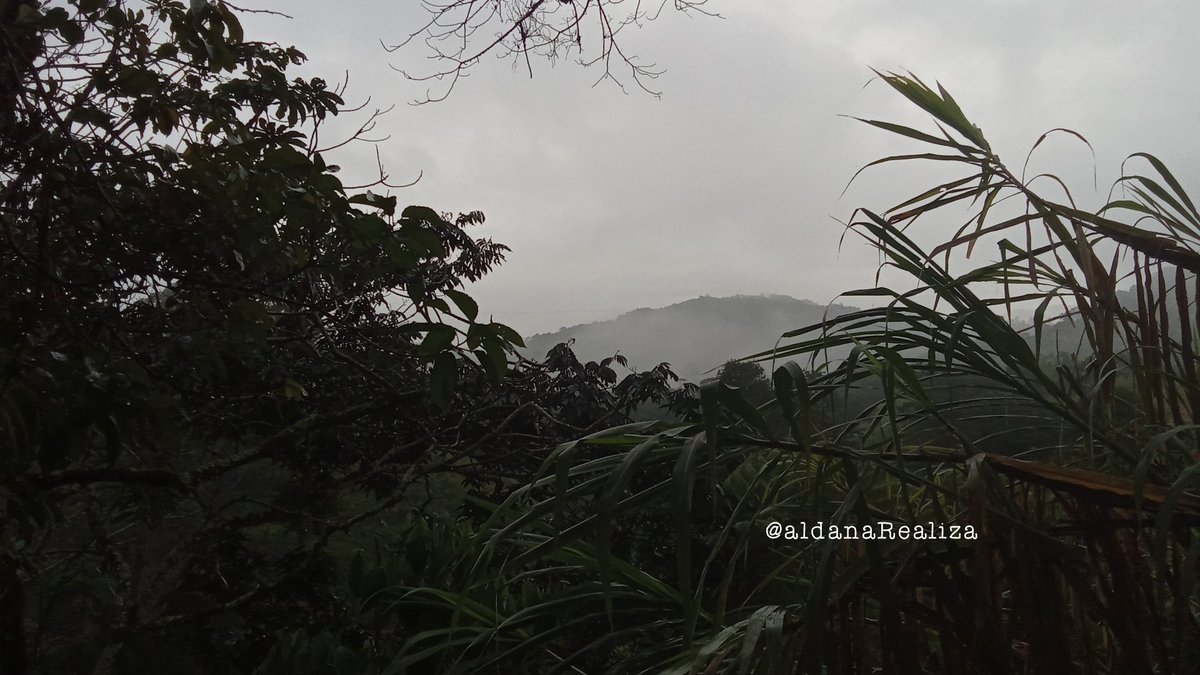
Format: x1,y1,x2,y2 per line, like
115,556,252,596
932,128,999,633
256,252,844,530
355,76,1200,675
0,2,683,672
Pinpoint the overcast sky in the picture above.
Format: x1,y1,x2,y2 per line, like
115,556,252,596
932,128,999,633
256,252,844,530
243,1,1200,336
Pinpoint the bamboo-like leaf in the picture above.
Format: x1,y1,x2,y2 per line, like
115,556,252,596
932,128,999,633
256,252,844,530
673,432,706,643
1153,464,1200,570
597,434,664,619
772,362,813,450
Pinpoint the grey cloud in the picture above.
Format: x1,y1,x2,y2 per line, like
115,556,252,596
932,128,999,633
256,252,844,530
245,1,1200,335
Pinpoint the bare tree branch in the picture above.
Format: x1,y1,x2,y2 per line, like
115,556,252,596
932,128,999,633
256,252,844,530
385,0,720,102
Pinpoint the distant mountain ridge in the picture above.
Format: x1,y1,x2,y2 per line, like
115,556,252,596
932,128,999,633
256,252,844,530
523,276,1197,384
523,294,858,382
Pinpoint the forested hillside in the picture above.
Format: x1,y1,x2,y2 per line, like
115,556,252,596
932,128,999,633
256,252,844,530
525,295,857,382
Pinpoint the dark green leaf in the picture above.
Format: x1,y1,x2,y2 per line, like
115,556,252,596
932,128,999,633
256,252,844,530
430,353,458,410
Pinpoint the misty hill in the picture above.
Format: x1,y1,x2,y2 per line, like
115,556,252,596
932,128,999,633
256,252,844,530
523,295,858,382
1028,270,1197,357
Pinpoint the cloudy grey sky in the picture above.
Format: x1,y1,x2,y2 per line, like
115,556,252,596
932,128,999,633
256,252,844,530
243,1,1200,336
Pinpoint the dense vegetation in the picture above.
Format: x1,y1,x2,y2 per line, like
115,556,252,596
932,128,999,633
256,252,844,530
3,2,1200,674
0,2,679,672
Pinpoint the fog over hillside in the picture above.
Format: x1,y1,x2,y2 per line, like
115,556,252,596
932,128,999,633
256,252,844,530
524,277,1197,384
524,294,858,382
1029,271,1198,357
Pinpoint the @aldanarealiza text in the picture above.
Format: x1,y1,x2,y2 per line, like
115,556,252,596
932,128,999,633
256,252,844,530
764,521,979,541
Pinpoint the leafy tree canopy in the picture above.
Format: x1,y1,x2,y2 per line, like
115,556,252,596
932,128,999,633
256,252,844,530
0,2,681,671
